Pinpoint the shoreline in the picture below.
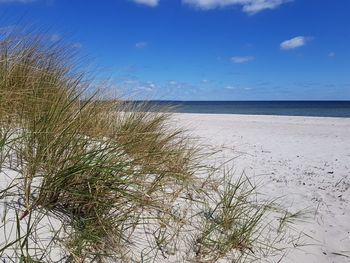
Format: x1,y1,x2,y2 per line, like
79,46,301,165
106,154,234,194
173,112,350,120
128,100,350,118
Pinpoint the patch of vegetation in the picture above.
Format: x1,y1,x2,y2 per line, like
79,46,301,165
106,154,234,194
0,30,291,262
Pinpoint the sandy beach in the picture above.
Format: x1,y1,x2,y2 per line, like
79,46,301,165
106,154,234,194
1,113,349,262
174,113,350,263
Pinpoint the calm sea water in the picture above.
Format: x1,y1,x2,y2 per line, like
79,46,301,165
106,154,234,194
135,101,350,118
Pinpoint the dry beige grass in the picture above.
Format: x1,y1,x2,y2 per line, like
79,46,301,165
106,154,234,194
0,31,290,262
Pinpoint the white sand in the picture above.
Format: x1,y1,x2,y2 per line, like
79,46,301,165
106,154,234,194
174,113,350,263
1,114,349,262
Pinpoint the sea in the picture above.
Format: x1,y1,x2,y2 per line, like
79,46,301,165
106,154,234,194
134,101,350,118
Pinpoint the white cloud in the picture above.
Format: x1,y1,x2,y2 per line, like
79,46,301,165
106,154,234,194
280,36,307,50
132,0,159,7
135,41,148,49
224,85,237,90
231,56,255,64
242,0,290,14
146,81,156,88
124,80,138,84
182,0,291,14
169,81,177,85
138,86,153,92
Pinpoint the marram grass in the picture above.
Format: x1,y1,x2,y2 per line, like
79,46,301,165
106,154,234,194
0,31,293,262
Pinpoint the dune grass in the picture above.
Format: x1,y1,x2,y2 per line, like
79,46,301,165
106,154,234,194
0,31,291,262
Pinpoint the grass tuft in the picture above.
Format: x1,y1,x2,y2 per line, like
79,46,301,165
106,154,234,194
0,30,294,262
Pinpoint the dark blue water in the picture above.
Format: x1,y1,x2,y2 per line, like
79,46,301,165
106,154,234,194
134,101,350,118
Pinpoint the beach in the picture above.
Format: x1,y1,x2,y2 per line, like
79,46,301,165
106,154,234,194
174,113,350,263
1,113,349,262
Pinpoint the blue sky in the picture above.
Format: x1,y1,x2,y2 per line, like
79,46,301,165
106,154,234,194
1,0,349,100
